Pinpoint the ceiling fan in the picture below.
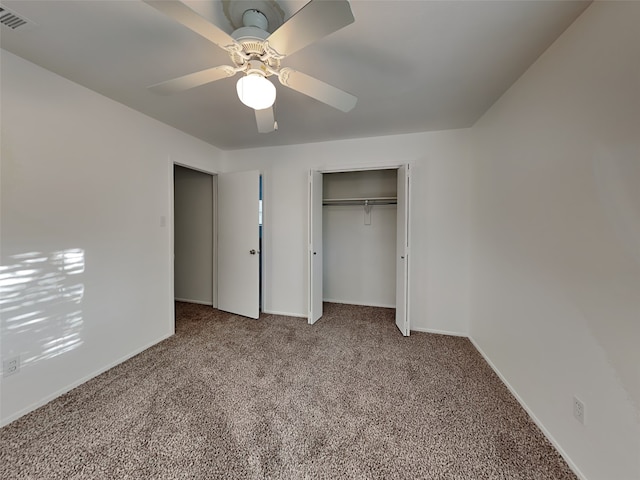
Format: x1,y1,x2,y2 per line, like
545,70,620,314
144,0,357,133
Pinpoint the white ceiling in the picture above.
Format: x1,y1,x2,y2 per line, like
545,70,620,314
1,0,590,150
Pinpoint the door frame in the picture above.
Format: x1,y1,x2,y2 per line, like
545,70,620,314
308,162,411,333
172,164,218,307
171,162,219,311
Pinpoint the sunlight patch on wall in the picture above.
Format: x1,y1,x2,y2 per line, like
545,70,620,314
0,249,85,366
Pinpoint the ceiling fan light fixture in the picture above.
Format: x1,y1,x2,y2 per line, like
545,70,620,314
236,74,276,110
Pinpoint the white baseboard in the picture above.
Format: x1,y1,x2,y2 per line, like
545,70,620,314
262,309,307,318
323,298,395,309
0,332,174,428
468,336,588,480
174,298,213,306
262,302,395,319
411,326,467,337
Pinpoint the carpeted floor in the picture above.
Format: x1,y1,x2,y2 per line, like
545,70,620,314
0,302,577,479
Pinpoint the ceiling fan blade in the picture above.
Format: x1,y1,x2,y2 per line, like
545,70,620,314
266,0,354,57
279,68,357,113
149,66,237,95
143,1,239,52
255,107,276,133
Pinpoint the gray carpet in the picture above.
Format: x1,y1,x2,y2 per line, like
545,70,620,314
1,302,576,479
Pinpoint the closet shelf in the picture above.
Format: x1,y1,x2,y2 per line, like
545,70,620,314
323,196,397,206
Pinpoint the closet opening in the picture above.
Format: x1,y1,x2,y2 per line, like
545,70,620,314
309,165,410,336
322,169,398,309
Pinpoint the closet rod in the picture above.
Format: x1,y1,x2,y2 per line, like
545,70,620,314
323,196,397,206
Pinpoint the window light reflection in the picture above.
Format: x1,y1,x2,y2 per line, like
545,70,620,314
0,249,85,367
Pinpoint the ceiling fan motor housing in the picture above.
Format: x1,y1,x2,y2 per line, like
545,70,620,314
242,9,268,30
230,14,279,71
224,0,285,32
231,24,269,45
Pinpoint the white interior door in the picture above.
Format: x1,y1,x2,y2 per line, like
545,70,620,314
217,170,260,319
308,170,323,324
395,165,410,336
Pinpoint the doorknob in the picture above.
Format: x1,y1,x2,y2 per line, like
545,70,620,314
250,249,256,255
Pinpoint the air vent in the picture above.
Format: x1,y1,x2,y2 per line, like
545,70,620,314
0,5,35,31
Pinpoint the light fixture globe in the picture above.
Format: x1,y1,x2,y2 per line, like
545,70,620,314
236,74,276,110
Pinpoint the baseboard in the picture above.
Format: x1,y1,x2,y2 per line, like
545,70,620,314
323,298,395,309
468,336,588,480
262,302,395,318
411,326,467,337
174,298,213,306
261,309,307,318
0,332,174,428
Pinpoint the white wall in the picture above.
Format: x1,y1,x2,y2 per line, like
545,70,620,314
469,2,640,479
174,165,214,305
223,130,473,335
0,51,223,425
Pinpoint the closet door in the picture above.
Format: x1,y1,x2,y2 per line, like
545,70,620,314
308,170,323,324
217,170,260,319
395,165,410,336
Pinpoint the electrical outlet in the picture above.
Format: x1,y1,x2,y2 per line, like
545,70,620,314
3,356,20,377
573,396,585,425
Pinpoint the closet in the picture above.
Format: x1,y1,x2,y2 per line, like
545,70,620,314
308,165,410,335
323,169,397,307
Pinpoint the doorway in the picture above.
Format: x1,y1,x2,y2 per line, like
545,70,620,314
172,166,263,319
173,165,215,305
